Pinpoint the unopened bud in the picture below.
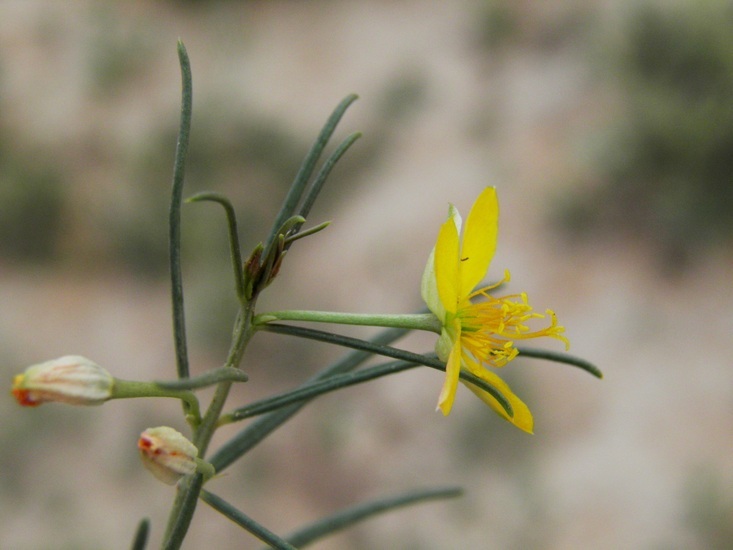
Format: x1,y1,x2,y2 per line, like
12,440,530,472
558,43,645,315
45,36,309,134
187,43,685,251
11,355,114,407
138,426,203,485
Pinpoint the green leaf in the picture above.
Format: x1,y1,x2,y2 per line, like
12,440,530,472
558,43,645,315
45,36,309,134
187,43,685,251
226,360,419,421
200,490,297,550
281,487,463,548
264,94,358,255
517,347,603,378
186,192,245,303
162,473,203,550
130,517,150,550
294,131,361,223
169,39,193,381
260,323,513,418
208,324,410,472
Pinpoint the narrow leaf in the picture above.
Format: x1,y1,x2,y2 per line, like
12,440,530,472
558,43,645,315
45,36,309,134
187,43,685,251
227,360,418,421
209,324,409,472
170,40,193,380
517,347,603,378
281,487,463,548
186,192,245,302
259,323,513,418
200,490,297,550
264,94,358,254
296,131,361,221
162,473,203,550
130,517,150,550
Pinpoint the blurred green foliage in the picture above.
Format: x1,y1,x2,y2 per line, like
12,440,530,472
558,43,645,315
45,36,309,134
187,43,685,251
475,1,594,52
0,139,65,263
86,10,156,100
557,1,733,269
683,467,733,550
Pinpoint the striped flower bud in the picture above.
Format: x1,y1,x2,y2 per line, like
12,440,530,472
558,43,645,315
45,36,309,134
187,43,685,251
138,426,200,485
11,355,114,407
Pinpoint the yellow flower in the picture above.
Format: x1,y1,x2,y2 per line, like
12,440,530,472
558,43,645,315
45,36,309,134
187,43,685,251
421,187,568,432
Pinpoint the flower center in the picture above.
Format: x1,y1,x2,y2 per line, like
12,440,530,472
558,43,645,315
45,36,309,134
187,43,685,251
456,282,569,368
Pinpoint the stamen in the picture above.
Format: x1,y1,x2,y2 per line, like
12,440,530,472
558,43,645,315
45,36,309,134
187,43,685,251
455,285,570,371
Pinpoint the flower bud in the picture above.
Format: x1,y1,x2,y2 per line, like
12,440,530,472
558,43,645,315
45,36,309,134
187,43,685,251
11,355,114,407
138,426,199,485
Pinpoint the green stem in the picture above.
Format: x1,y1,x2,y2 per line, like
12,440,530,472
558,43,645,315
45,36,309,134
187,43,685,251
162,302,257,548
194,304,255,453
255,310,441,333
154,366,248,390
111,380,201,425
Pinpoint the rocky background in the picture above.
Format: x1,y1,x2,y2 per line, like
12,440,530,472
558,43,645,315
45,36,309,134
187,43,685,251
1,1,732,549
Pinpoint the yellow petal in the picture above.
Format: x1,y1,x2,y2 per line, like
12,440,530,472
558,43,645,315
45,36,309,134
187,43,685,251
462,359,534,433
434,216,460,314
436,322,462,415
459,187,498,299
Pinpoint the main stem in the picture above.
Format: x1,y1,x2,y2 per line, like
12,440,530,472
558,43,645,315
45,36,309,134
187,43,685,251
162,302,256,547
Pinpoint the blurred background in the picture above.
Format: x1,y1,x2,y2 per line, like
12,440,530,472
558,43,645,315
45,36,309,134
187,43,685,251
1,1,732,548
